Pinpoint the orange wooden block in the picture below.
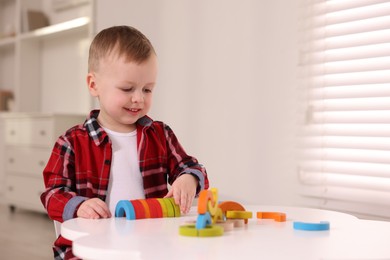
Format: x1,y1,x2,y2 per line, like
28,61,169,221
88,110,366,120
218,201,247,223
197,190,214,214
257,212,286,222
138,199,151,218
218,201,246,215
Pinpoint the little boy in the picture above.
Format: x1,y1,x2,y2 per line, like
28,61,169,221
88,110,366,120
40,25,209,260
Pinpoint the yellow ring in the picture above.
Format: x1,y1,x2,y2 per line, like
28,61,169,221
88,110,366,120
226,210,253,219
161,198,175,217
179,224,224,237
179,225,199,237
156,199,168,217
198,225,224,237
166,198,181,217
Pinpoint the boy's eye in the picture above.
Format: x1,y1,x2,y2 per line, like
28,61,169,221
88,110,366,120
121,87,134,92
143,88,152,93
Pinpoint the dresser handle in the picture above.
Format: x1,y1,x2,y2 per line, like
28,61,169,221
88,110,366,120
39,161,46,167
39,130,46,136
8,158,14,164
9,130,16,136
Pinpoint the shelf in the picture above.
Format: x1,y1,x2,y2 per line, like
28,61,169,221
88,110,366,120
19,16,90,41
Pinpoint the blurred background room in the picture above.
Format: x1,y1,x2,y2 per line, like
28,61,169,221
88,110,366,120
0,0,389,259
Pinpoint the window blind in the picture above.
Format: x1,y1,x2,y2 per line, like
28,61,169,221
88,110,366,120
298,0,390,220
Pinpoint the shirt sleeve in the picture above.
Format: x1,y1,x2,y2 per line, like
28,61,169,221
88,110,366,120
163,124,209,193
40,136,86,222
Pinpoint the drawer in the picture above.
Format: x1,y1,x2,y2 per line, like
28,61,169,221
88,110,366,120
5,118,53,146
5,147,51,176
5,175,46,212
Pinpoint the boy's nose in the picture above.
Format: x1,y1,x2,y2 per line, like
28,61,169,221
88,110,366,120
131,90,143,103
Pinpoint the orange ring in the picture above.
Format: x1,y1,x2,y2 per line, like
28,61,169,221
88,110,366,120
197,190,214,214
138,199,151,218
257,212,286,222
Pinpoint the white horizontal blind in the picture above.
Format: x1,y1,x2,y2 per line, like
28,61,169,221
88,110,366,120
298,0,390,220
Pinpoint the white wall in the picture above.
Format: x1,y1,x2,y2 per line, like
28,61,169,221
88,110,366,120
96,0,301,206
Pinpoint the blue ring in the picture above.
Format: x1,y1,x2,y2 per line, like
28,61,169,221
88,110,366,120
293,221,330,231
115,200,136,220
196,212,212,230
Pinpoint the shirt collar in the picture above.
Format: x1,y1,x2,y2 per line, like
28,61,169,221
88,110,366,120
84,110,153,146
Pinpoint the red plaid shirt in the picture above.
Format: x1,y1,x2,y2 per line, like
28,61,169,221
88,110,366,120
40,110,208,259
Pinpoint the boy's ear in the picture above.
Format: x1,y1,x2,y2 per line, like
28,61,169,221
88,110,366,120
87,72,98,97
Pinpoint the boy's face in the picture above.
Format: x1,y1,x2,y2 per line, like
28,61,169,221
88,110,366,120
87,53,158,132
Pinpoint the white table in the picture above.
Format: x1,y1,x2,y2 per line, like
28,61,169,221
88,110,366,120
61,205,390,260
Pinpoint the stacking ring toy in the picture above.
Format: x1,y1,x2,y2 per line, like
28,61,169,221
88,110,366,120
293,221,330,231
179,225,224,237
115,200,136,220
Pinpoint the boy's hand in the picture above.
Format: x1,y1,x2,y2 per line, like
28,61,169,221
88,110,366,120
77,198,112,219
164,174,198,214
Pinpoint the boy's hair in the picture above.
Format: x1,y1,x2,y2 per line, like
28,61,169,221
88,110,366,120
88,25,155,72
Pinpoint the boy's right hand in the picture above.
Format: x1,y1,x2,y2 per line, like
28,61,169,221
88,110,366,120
77,198,112,219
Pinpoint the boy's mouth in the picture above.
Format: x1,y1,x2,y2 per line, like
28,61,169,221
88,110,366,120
125,108,141,112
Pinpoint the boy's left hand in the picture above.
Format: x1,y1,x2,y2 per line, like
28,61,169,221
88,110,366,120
164,174,198,214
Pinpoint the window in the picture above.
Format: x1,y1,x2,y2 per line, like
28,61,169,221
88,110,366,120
298,0,390,220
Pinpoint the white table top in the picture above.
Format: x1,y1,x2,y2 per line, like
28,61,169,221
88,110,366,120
61,205,390,260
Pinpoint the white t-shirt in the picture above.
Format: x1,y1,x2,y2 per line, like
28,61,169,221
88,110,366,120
103,127,145,215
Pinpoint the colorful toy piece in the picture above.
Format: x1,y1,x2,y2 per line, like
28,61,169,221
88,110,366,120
180,188,224,237
138,199,151,218
257,212,286,222
293,221,330,231
197,190,214,214
219,201,250,224
158,198,174,217
166,198,181,217
115,198,180,220
196,212,212,229
218,201,246,215
228,219,245,228
115,200,136,220
226,210,253,220
218,201,249,223
146,198,163,218
215,220,234,231
130,200,146,219
179,224,224,237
